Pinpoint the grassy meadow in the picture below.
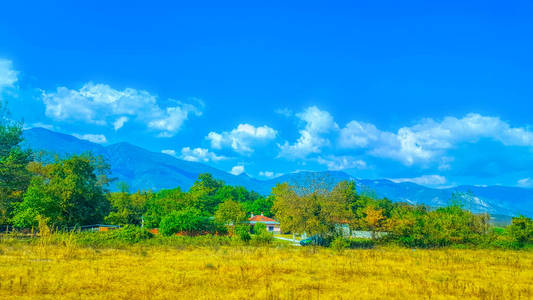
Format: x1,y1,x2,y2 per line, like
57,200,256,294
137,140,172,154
1,236,532,299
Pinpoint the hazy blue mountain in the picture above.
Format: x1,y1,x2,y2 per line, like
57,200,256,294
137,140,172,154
23,127,533,217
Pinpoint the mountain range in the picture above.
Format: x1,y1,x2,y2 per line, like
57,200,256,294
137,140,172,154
22,127,533,218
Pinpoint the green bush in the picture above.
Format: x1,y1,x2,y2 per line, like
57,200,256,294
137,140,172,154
160,208,205,236
349,238,374,249
110,225,153,243
235,225,251,243
253,222,266,234
67,226,152,248
252,231,273,246
508,216,533,245
330,237,350,251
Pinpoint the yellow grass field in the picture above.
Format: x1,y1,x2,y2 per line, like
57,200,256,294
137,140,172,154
0,242,532,299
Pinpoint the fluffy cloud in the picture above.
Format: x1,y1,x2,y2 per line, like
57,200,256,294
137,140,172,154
339,113,533,166
113,116,129,130
72,133,107,144
278,106,338,159
230,165,245,175
207,123,277,154
518,178,533,188
316,155,367,171
161,149,177,156
41,82,202,137
179,147,226,162
390,175,447,186
0,59,18,91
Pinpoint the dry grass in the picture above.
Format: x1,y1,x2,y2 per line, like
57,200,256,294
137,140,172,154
0,242,532,299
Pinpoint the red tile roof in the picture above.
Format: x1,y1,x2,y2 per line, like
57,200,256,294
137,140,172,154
248,215,277,222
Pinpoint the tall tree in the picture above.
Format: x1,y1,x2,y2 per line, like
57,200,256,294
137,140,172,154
272,180,356,236
12,155,110,228
214,199,246,227
0,103,32,225
188,173,225,213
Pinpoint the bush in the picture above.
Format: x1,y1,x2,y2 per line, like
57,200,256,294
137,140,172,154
250,222,273,245
508,216,533,245
143,234,235,248
70,226,153,248
349,238,374,249
110,225,153,243
330,237,350,251
253,222,266,234
160,208,205,236
235,225,251,243
252,231,273,246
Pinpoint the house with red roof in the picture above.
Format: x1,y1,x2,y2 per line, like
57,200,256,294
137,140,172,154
248,212,281,234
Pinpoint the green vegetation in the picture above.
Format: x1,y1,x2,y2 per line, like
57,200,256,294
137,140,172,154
0,105,532,250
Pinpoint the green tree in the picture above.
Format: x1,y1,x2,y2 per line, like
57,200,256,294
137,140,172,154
243,196,274,217
143,187,184,228
214,199,246,227
12,155,110,228
105,183,148,226
0,103,32,225
159,208,205,236
188,173,225,214
272,179,356,236
508,216,533,245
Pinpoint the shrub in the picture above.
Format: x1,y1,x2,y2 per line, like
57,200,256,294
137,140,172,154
253,222,266,234
508,216,533,245
235,225,251,243
69,226,153,248
349,238,374,249
110,225,153,243
330,237,350,251
160,208,205,236
251,233,273,245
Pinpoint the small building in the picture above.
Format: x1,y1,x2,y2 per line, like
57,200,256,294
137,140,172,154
248,212,281,234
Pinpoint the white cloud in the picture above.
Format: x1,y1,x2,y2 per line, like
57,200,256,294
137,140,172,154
390,175,447,186
259,171,283,178
339,113,533,166
113,116,129,130
161,149,177,156
207,123,277,154
72,133,107,144
518,178,533,188
179,147,226,162
278,106,338,159
316,155,367,171
0,59,18,91
275,108,293,117
41,82,202,137
148,104,202,137
230,165,245,175
339,121,387,148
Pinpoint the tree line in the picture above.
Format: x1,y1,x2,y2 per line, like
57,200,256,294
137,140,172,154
1,104,532,248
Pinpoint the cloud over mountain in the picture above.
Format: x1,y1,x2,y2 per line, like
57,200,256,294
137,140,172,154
207,123,277,154
41,82,202,137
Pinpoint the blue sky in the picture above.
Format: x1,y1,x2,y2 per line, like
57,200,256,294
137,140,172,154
1,0,532,188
